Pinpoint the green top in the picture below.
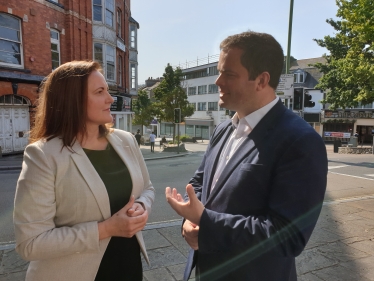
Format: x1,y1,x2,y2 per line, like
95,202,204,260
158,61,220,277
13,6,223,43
83,143,132,215
83,143,142,281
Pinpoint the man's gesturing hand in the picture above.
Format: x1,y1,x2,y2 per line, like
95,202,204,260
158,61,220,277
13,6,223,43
165,184,204,226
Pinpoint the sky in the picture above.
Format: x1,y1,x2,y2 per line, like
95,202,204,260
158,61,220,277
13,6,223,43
132,0,339,85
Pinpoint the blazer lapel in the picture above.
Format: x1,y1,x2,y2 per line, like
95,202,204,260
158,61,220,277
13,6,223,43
206,100,287,204
70,142,111,219
106,132,142,199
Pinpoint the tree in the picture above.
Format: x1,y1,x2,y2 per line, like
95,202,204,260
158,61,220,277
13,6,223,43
314,0,374,109
132,89,155,134
153,64,194,140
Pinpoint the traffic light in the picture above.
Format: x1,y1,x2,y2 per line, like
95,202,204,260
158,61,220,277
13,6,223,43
293,88,303,110
304,93,315,108
174,108,181,123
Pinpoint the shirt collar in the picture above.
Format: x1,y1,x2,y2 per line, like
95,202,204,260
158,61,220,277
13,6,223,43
231,96,279,131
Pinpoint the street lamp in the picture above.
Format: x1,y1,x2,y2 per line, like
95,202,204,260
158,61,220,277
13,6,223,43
286,0,294,74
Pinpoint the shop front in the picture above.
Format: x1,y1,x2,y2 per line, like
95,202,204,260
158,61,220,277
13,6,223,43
322,110,374,144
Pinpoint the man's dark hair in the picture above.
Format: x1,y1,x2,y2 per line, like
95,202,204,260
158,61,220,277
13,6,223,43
220,31,284,89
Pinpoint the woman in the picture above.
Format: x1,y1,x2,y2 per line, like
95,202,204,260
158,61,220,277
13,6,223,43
13,61,155,281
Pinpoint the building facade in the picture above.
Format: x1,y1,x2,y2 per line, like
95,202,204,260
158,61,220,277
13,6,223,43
0,0,138,154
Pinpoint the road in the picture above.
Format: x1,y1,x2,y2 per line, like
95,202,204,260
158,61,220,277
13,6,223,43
1,148,374,245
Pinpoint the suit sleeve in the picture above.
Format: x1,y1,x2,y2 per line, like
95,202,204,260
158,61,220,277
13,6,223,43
14,144,100,261
197,132,327,257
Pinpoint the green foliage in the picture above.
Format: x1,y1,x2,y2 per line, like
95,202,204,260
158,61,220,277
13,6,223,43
180,134,190,142
314,0,374,109
132,89,156,133
153,64,194,123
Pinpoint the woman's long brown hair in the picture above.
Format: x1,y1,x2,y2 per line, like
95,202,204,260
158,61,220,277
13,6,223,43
30,60,110,148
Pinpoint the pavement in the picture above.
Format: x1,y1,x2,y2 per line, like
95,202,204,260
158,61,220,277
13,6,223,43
1,143,374,280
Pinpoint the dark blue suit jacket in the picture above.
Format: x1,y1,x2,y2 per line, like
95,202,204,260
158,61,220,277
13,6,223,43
184,100,327,281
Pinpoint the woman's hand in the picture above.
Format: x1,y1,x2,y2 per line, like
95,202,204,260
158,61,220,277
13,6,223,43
98,196,148,240
127,202,145,217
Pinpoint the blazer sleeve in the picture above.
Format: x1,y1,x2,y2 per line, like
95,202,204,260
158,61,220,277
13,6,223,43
197,132,327,258
14,143,101,261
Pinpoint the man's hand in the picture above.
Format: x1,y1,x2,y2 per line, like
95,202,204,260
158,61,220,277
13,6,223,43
183,220,199,250
165,184,204,226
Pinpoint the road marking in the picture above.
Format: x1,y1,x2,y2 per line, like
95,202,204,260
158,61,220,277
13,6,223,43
364,174,374,177
324,194,374,205
329,171,374,181
328,165,350,170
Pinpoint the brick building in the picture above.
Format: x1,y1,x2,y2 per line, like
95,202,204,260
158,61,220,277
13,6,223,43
0,0,139,154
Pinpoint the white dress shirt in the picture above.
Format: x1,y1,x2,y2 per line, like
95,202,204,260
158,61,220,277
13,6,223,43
210,97,279,191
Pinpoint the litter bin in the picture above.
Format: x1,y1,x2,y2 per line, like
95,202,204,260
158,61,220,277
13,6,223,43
333,139,342,153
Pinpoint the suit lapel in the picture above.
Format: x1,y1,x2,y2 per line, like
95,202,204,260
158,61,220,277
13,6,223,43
206,100,287,205
70,142,111,219
204,122,234,201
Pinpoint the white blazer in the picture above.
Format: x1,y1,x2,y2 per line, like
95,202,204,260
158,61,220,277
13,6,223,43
14,129,155,281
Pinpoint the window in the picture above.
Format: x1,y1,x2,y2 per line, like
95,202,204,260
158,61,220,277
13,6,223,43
131,63,136,89
208,84,218,93
50,29,60,70
93,0,102,21
0,13,22,67
105,0,114,27
190,103,196,110
130,24,136,48
188,87,196,96
197,102,206,111
106,44,115,80
118,56,122,86
219,106,225,111
117,9,122,37
294,72,305,83
208,66,218,76
94,43,115,80
208,102,218,111
94,43,103,66
198,85,207,95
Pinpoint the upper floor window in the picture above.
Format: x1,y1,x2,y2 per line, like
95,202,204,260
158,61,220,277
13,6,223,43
294,72,305,83
0,13,22,67
197,102,206,111
131,64,136,89
117,9,122,37
198,85,207,95
105,0,114,27
94,42,103,65
208,102,218,111
106,44,115,81
130,24,136,48
118,55,122,87
208,84,218,93
188,87,196,96
93,0,102,21
208,66,218,76
93,42,115,81
50,29,60,70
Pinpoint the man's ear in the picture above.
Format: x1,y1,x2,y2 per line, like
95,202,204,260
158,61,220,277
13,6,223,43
256,72,270,90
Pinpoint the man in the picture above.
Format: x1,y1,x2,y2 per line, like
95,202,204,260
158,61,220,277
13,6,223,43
135,130,141,147
165,31,327,281
149,131,156,152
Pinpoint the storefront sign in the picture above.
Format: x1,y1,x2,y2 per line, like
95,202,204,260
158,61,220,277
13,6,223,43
324,132,351,138
324,110,374,119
